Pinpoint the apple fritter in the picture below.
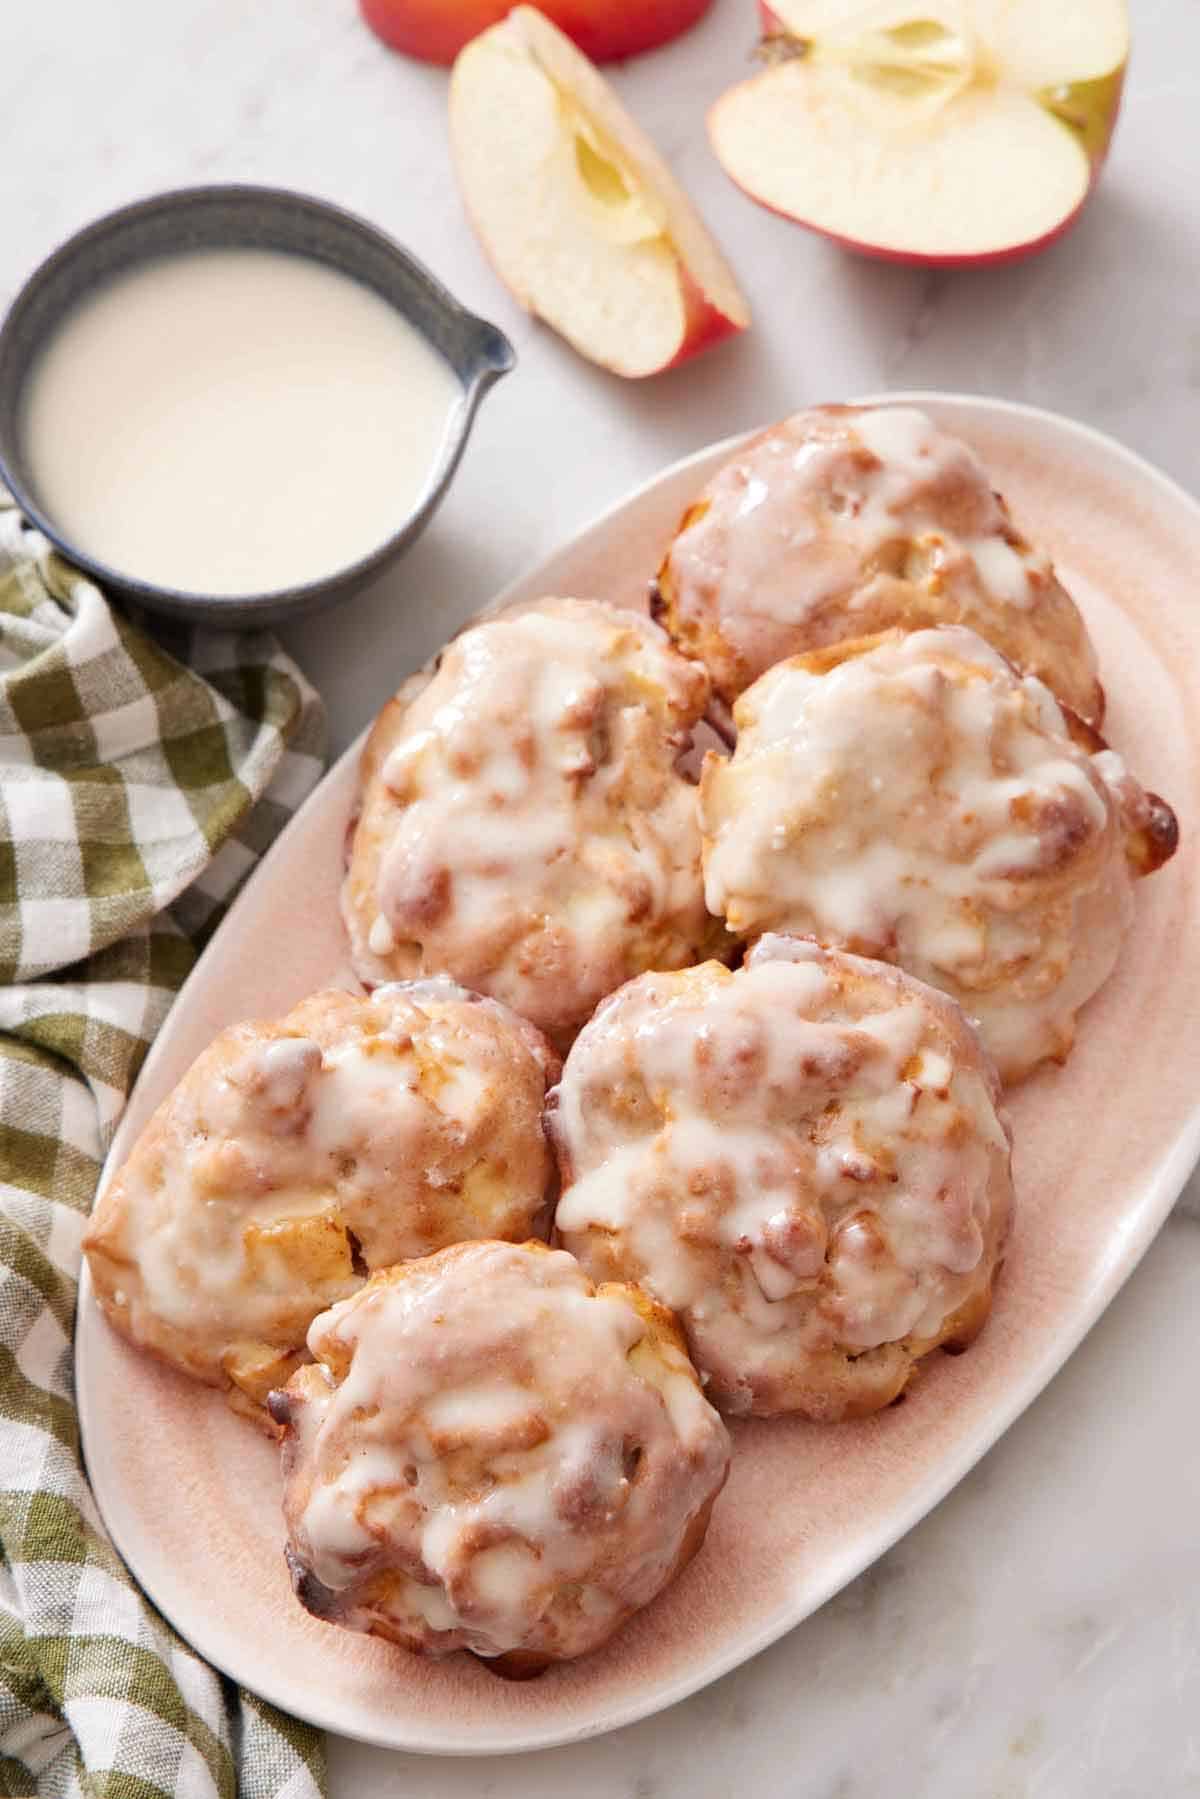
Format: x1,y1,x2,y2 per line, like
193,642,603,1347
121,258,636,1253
272,1240,730,1668
552,937,1014,1420
700,626,1176,1082
342,597,721,1049
84,979,560,1428
654,404,1104,723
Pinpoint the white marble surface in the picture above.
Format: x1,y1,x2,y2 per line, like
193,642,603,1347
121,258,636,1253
7,0,1200,1790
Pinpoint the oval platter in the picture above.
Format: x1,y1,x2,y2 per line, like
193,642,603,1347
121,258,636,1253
76,393,1200,1754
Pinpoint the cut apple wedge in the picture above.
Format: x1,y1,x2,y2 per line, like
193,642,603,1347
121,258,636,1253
450,6,750,378
709,0,1128,265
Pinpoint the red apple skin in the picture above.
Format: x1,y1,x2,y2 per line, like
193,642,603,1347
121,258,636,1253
801,200,1095,269
712,32,1125,269
662,263,746,371
722,173,1097,269
361,0,714,65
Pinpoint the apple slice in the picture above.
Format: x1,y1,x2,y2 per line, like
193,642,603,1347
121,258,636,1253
361,0,714,66
450,6,749,378
709,0,1128,265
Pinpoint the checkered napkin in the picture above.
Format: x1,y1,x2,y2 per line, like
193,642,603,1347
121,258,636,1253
0,493,329,1798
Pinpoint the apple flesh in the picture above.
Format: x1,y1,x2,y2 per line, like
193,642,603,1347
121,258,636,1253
709,0,1128,265
450,7,750,378
361,0,713,65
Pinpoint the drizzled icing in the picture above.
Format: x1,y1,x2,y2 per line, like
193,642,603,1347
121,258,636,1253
275,1241,730,1661
341,598,715,1047
700,625,1158,1083
657,404,1102,720
552,939,1013,1420
83,980,559,1417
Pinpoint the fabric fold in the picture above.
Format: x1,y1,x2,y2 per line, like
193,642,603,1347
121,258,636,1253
0,492,329,1799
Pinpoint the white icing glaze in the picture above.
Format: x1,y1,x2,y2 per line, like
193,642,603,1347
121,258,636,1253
701,626,1146,1084
659,404,1101,720
367,914,396,957
851,403,933,470
553,941,1013,1419
342,598,714,1046
83,981,559,1405
278,1241,730,1661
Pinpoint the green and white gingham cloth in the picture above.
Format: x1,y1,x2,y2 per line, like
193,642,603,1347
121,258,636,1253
0,492,330,1798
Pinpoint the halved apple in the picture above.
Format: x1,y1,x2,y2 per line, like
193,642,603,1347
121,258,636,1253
709,0,1128,265
361,0,714,66
450,6,750,378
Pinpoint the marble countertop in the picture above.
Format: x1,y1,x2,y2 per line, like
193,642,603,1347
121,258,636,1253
8,0,1200,1790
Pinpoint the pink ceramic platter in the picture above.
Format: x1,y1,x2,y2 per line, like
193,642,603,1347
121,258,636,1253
77,394,1200,1755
